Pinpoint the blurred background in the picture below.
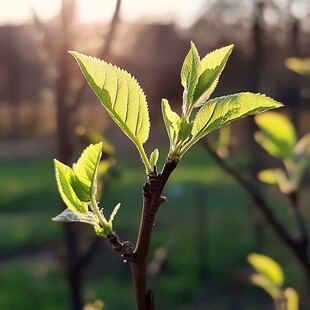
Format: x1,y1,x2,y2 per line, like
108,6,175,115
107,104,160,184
0,0,310,309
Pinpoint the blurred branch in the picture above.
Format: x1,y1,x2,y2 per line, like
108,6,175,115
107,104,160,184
69,0,122,112
202,140,310,281
287,191,309,248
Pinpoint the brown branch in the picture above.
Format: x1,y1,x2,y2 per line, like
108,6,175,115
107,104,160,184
69,0,122,112
202,141,310,280
129,159,179,310
107,231,134,260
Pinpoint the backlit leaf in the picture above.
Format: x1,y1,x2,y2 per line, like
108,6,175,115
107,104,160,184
54,160,88,215
70,51,150,150
72,143,102,201
181,93,282,156
284,287,299,310
193,45,233,107
161,99,180,145
149,149,159,168
181,42,201,113
255,112,297,159
258,169,278,185
250,274,282,300
248,253,284,287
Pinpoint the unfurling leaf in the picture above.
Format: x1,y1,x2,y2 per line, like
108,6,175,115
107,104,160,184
181,42,201,113
255,112,297,159
161,99,180,145
72,143,102,201
193,45,233,108
248,253,284,287
149,149,159,168
178,115,192,143
70,51,151,173
54,159,88,215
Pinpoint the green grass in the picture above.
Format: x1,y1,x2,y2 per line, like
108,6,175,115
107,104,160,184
0,147,307,309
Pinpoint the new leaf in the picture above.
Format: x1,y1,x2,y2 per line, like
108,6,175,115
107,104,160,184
72,143,103,201
70,51,152,172
54,143,103,214
181,93,283,156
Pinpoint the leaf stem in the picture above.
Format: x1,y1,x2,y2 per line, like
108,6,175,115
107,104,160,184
90,194,107,229
138,144,153,174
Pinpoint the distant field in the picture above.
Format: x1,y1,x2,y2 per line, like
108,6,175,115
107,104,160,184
0,146,308,309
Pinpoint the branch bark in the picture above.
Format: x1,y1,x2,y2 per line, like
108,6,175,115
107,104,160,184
129,159,179,310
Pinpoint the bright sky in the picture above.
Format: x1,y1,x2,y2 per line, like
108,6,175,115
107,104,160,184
0,0,203,26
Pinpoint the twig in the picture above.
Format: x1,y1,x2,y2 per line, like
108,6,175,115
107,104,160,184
130,159,179,310
202,140,310,280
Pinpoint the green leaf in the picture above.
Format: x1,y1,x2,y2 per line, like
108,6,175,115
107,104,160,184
54,160,88,215
52,208,97,226
284,287,299,310
285,57,310,78
149,149,159,169
250,274,282,300
181,42,201,113
72,143,102,202
178,115,192,143
70,51,151,172
181,93,283,156
161,99,180,145
255,112,297,159
193,45,234,107
258,169,278,185
248,253,284,287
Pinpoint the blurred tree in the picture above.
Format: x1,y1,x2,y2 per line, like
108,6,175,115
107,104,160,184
32,0,122,309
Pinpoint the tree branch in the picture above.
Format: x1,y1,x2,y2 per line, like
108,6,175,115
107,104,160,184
202,141,310,280
129,159,179,310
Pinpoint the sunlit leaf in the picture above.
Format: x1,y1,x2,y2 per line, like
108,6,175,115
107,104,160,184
54,160,88,215
181,42,201,113
248,253,284,287
193,45,233,107
181,93,282,156
72,143,102,202
178,115,193,143
258,169,278,185
149,149,159,168
250,274,282,300
285,57,310,78
284,287,299,310
52,208,97,226
255,112,297,159
70,51,150,156
161,99,180,145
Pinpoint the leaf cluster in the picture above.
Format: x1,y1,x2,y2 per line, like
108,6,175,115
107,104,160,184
255,112,310,193
248,253,298,310
53,143,120,237
53,42,283,239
